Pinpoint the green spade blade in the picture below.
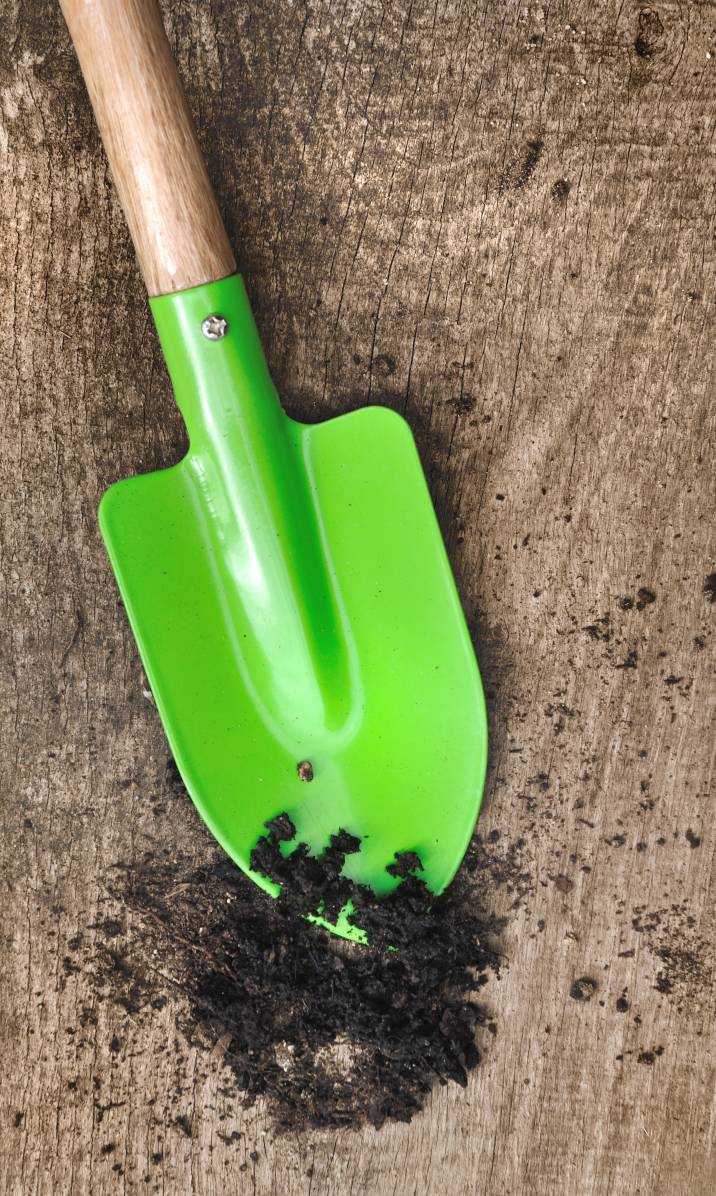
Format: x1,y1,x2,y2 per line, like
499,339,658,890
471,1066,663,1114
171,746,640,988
100,273,487,941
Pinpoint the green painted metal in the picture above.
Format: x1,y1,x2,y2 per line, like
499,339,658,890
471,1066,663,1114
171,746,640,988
99,273,487,941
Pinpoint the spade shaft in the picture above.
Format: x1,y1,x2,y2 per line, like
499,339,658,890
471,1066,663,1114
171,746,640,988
59,0,235,295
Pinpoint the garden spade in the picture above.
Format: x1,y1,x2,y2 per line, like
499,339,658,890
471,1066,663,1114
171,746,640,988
60,0,487,940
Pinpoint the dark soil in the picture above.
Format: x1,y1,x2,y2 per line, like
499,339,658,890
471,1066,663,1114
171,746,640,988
635,587,656,610
95,770,502,1133
569,976,598,1002
634,8,664,59
515,139,545,188
551,177,571,202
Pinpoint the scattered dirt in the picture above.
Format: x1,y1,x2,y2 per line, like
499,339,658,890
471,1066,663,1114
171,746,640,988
704,573,716,603
631,904,714,1013
90,773,503,1133
463,832,533,908
583,614,612,642
580,586,662,672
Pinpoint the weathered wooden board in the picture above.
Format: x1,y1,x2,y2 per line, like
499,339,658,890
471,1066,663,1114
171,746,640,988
1,1,715,1192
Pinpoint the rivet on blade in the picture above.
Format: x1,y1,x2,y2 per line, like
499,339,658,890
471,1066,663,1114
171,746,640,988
201,314,229,340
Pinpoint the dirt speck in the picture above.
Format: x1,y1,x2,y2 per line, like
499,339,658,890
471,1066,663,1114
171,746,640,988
636,587,656,610
501,138,545,192
634,9,664,59
372,353,397,378
637,1046,664,1065
516,139,544,187
616,649,638,669
570,976,598,1002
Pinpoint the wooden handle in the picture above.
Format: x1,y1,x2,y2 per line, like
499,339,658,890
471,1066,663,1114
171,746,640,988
60,0,236,296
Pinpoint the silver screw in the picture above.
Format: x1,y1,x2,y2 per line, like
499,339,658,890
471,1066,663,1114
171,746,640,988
201,314,229,340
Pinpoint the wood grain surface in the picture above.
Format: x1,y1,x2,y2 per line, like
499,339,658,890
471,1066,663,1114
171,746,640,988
1,1,715,1193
